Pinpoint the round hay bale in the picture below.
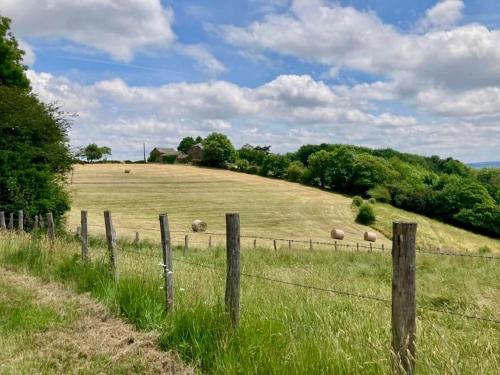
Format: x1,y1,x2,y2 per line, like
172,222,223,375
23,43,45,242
192,219,207,232
364,231,377,242
124,169,131,174
330,228,345,240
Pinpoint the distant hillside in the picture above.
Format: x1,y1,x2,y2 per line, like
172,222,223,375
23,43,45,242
469,161,500,169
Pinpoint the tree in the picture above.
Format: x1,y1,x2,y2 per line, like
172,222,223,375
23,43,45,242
0,16,30,89
0,86,72,222
307,150,334,187
202,133,236,167
77,144,112,163
178,136,199,154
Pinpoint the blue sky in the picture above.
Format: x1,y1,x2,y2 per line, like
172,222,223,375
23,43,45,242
2,0,500,162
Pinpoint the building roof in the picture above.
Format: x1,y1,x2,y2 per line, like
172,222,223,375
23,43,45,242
153,147,179,156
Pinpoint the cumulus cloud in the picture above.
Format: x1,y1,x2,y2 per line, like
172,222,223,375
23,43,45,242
0,0,175,62
417,0,465,31
26,69,500,162
176,44,226,75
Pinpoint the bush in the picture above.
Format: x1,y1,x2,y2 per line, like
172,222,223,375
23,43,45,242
478,245,491,254
352,196,363,207
287,161,306,182
161,155,177,164
246,164,260,175
368,198,376,204
355,203,376,225
235,158,251,172
367,185,391,203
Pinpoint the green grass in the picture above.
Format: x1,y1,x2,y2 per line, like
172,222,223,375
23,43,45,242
67,164,500,253
1,232,498,374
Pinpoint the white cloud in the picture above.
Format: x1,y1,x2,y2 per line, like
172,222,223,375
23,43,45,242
176,44,226,75
27,69,500,162
417,0,465,31
1,0,175,62
17,39,35,65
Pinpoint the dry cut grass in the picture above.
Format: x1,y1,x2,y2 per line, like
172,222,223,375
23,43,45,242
67,164,500,253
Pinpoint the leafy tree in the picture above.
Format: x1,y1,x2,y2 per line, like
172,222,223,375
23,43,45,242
77,144,112,163
367,185,391,203
328,146,356,190
260,154,291,178
238,146,268,166
355,203,376,224
296,143,331,165
286,161,306,182
454,202,500,236
0,86,72,222
351,154,399,193
307,150,334,187
178,136,201,154
0,16,30,89
202,133,236,167
476,168,500,203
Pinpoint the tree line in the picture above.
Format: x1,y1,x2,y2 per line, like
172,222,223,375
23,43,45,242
177,133,500,237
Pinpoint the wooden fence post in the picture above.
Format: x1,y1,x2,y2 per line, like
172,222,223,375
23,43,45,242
184,234,188,256
356,242,359,252
310,239,313,250
0,211,5,230
159,214,174,312
273,239,277,251
369,243,373,252
209,235,212,248
391,222,417,375
225,213,241,329
334,240,337,251
33,215,39,231
253,239,257,249
288,240,292,250
382,244,385,252
17,210,23,232
39,215,44,229
104,210,119,283
46,212,55,241
81,210,89,262
8,213,14,230
134,232,140,246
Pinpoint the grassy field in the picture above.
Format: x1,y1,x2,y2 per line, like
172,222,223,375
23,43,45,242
68,164,500,252
0,231,498,374
0,258,189,374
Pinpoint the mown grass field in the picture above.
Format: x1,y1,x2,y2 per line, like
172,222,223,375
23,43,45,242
68,164,500,252
0,232,498,374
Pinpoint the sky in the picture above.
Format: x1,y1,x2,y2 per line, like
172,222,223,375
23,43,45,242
1,0,500,162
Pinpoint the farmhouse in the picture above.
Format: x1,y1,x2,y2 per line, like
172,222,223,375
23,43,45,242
149,147,179,163
189,143,204,164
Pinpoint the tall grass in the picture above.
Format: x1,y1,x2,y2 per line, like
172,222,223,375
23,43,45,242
0,231,498,374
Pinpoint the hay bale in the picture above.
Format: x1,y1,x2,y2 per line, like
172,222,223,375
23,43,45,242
192,219,207,232
364,231,377,242
124,169,131,174
330,228,345,240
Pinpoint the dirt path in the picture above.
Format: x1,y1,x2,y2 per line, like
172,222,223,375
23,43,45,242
0,268,193,374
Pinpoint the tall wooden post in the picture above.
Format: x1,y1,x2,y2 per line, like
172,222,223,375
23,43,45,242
225,213,241,329
209,235,212,248
134,232,140,246
104,210,118,282
33,215,39,231
81,210,89,262
184,234,188,256
309,239,313,250
288,240,292,250
253,239,257,249
273,239,277,251
17,210,23,232
46,212,55,241
334,240,337,251
356,242,359,252
159,214,174,312
0,211,5,230
391,222,417,375
8,213,14,230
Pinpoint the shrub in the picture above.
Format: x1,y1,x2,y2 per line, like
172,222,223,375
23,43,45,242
161,154,177,164
246,164,260,175
356,203,376,225
367,185,391,203
235,158,251,172
287,161,306,182
478,245,491,254
368,198,376,204
352,196,363,207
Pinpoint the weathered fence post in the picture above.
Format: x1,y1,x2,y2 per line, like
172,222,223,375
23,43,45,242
209,235,212,248
391,222,417,375
46,212,55,241
17,210,23,232
8,213,14,230
159,214,174,312
356,242,359,252
288,240,292,250
0,211,5,230
104,210,119,282
253,239,257,249
369,242,373,252
81,210,89,262
225,213,241,329
133,232,140,246
382,244,385,252
184,234,189,256
33,215,39,231
310,239,313,250
39,214,44,229
334,240,337,251
273,239,277,251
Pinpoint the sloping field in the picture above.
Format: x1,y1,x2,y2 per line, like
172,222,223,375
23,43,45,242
68,164,500,252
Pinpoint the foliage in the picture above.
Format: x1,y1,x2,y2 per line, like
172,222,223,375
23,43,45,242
260,154,291,178
356,203,376,224
0,16,30,90
235,158,251,172
286,161,306,182
161,154,177,164
367,185,391,203
178,136,202,154
202,133,236,167
352,196,364,207
76,143,112,163
0,86,72,223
